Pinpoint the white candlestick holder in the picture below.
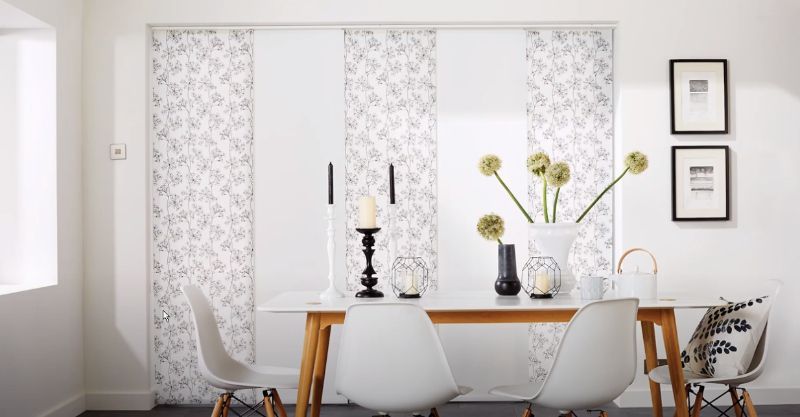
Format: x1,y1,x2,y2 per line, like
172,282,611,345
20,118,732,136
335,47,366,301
320,205,344,300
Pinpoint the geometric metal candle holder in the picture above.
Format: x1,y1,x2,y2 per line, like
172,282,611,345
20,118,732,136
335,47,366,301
390,257,429,298
522,256,561,299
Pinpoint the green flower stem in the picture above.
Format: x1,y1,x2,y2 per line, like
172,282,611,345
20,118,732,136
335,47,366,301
497,238,503,245
494,172,534,223
552,187,561,223
576,167,629,224
542,175,550,223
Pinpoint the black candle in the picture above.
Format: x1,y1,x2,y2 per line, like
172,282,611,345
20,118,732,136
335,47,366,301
328,162,334,205
389,163,396,204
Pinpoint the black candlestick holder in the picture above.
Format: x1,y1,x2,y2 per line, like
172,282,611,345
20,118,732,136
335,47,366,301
355,227,384,298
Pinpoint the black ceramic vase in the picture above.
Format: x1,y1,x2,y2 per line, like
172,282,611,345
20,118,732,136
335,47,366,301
495,244,522,296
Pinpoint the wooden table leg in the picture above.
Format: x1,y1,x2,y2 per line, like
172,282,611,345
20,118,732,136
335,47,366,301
661,309,689,417
642,321,664,417
310,325,332,417
296,313,321,417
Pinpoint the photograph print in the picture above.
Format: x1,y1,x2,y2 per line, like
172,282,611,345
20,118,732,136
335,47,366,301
670,59,729,134
672,146,730,221
688,165,715,208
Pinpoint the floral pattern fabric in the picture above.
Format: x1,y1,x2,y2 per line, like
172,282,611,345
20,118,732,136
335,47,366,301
343,30,438,291
151,29,256,404
525,29,614,382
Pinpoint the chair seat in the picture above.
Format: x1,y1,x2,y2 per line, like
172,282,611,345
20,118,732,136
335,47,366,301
649,365,708,385
457,385,474,396
215,362,300,390
489,381,544,401
648,364,750,386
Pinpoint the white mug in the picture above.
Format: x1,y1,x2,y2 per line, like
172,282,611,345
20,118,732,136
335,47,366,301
580,276,609,300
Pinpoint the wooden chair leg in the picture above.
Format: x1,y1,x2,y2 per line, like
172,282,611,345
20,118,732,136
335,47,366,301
211,394,225,417
520,405,532,417
729,386,744,417
221,393,232,417
272,389,288,417
600,412,609,417
263,390,277,417
430,407,441,417
743,390,759,417
691,386,704,417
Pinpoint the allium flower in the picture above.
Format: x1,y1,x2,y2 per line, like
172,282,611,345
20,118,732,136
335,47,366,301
477,213,505,243
545,162,571,188
577,151,650,223
479,153,533,223
527,152,551,176
478,154,502,176
624,151,649,174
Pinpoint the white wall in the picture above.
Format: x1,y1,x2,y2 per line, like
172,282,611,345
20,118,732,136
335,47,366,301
82,0,800,408
0,0,84,416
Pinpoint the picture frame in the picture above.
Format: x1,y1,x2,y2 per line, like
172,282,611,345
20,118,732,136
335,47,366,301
671,146,730,221
669,59,729,134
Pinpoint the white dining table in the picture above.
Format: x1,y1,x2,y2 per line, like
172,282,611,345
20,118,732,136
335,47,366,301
258,291,726,417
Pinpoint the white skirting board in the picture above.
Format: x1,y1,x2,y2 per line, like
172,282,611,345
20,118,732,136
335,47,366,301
84,391,155,411
63,388,800,410
39,393,85,417
615,386,800,408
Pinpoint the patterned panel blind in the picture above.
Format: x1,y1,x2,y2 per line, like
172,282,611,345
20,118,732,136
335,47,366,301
151,29,256,404
525,29,614,381
343,29,438,291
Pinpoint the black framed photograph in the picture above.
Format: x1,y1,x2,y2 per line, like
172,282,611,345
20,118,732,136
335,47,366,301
670,59,729,134
672,146,730,221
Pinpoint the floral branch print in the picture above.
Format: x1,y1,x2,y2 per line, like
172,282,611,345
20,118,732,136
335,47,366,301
525,30,613,382
152,29,256,405
343,30,438,291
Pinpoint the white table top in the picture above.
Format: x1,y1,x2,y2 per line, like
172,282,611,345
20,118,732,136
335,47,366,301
257,291,727,313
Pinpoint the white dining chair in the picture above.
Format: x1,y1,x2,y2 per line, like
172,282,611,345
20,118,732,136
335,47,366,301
182,285,299,417
489,298,640,417
335,303,473,416
648,280,782,417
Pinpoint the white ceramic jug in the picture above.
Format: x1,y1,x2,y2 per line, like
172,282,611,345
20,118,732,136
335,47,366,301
610,248,658,299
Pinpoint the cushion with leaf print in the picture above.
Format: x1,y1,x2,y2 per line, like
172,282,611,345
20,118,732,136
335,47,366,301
681,295,772,378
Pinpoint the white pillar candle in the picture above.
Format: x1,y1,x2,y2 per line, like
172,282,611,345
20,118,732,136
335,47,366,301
534,270,551,295
358,196,377,228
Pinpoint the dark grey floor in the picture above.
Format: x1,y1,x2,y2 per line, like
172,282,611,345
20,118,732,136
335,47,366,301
78,402,800,417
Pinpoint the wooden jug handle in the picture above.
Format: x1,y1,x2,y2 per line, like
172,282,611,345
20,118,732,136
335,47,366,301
617,248,658,274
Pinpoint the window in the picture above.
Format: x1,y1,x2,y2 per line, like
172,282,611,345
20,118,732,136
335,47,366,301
0,1,57,295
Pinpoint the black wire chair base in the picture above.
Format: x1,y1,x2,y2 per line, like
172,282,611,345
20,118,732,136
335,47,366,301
218,389,281,417
686,384,751,417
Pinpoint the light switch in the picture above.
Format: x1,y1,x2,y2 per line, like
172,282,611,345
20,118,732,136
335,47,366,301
110,143,127,160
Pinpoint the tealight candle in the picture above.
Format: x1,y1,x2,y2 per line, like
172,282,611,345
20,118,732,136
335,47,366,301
534,270,551,295
405,270,419,295
358,196,377,228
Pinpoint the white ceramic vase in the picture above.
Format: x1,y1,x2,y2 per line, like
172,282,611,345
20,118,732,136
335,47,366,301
528,223,579,294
